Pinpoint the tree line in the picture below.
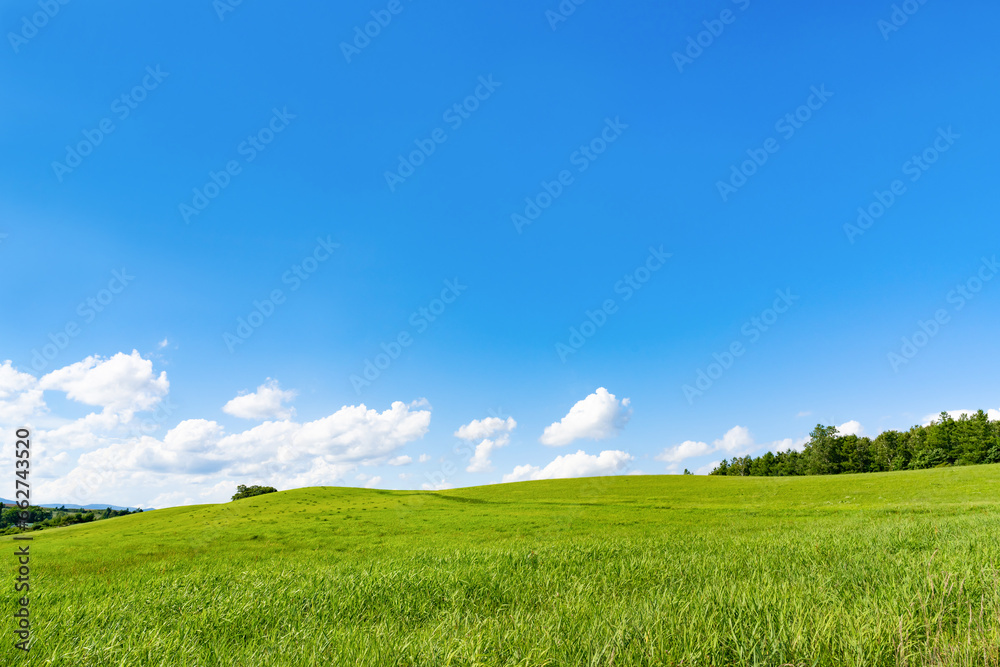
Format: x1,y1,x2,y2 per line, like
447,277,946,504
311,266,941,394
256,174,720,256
710,410,1000,477
0,504,143,536
231,485,277,501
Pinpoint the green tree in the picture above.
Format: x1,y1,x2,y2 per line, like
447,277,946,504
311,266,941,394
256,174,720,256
727,456,753,477
805,425,841,475
232,485,278,501
953,411,990,464
838,435,873,474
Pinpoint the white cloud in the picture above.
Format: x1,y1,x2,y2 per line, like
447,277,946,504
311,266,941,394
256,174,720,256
39,350,168,420
153,419,226,471
29,377,432,507
149,490,196,509
539,388,631,447
921,409,1000,426
656,425,754,464
503,463,538,483
28,412,125,458
289,401,431,461
716,425,754,452
222,379,297,420
364,476,382,489
655,440,712,463
454,416,516,441
796,410,812,418
215,420,300,464
418,454,431,463
466,439,505,473
456,415,517,473
837,420,865,437
387,455,412,466
694,461,720,475
773,436,810,453
656,426,809,467
78,420,228,476
501,449,633,483
158,338,169,349
0,361,45,422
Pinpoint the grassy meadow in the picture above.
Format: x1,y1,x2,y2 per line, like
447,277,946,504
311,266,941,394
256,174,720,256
4,465,1000,666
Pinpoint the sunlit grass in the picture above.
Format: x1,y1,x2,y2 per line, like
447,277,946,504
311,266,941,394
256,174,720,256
4,465,1000,665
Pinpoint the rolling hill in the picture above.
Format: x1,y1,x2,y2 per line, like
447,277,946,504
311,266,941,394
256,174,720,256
0,499,145,512
3,466,999,666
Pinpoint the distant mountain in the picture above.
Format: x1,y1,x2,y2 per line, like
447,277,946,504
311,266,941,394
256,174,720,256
0,499,147,511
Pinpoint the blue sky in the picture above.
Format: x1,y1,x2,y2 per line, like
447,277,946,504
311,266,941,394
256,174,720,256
2,0,998,507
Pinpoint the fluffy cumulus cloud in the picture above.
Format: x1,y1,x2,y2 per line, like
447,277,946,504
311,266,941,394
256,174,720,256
539,388,631,447
72,419,227,477
695,461,720,475
455,416,517,473
0,351,435,508
222,379,297,420
656,440,713,464
656,426,809,470
0,361,46,422
39,399,431,508
773,436,811,453
921,409,1000,426
716,425,754,452
39,350,168,419
502,449,633,483
455,416,516,441
837,420,865,437
290,401,430,461
657,425,753,464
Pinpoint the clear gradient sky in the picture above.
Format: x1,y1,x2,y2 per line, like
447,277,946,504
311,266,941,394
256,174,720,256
2,0,998,508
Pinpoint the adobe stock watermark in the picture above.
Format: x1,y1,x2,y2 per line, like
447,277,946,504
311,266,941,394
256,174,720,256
716,85,833,202
7,0,71,53
556,246,671,362
877,0,930,41
179,107,295,224
672,0,751,73
843,126,958,244
213,0,246,21
405,407,508,496
888,256,997,372
51,66,169,183
545,0,588,30
512,117,628,234
29,269,135,372
340,0,414,64
683,289,799,403
349,278,467,394
384,75,502,192
223,236,339,352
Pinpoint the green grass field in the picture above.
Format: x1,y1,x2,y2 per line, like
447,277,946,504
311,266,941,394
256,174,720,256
4,466,1000,666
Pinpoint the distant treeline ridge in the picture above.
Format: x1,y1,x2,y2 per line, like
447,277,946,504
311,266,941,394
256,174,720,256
711,410,1000,476
0,505,142,535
